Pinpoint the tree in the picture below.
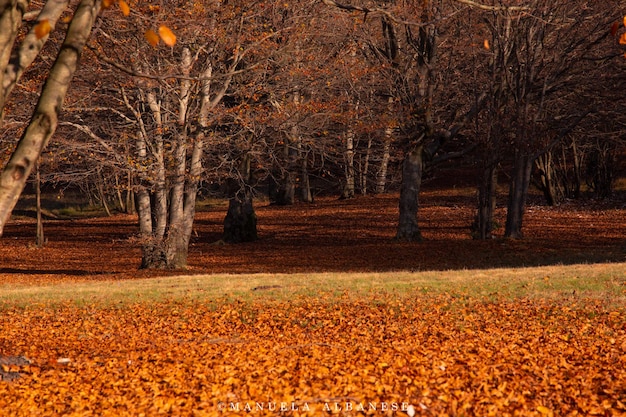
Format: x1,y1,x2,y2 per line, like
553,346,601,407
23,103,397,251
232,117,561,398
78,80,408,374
88,0,287,268
323,0,483,241
0,0,103,236
471,0,622,238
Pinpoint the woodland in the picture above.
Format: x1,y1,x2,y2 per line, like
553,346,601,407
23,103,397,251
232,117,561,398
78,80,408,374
0,2,625,416
0,0,625,270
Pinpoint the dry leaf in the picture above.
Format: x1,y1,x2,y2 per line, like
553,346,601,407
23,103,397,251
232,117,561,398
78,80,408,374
119,0,130,16
158,25,177,47
34,19,51,39
145,29,160,47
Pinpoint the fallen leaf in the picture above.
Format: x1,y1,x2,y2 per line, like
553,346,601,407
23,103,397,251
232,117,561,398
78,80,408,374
158,25,177,47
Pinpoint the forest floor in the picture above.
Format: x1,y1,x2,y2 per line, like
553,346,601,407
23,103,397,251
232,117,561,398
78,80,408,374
1,187,625,416
1,186,626,285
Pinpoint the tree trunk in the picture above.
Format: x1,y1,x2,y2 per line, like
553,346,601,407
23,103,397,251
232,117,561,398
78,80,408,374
342,128,355,199
164,134,188,267
360,136,372,196
175,133,205,267
125,172,134,214
299,150,313,203
223,151,257,243
473,164,498,239
138,135,200,270
114,173,126,212
96,173,111,216
376,131,391,194
504,151,534,239
140,241,167,269
1,0,73,120
396,146,423,241
586,142,615,199
129,48,216,270
35,161,44,247
165,221,190,270
535,152,558,206
223,193,258,243
136,188,164,269
0,0,101,236
569,139,582,199
270,171,295,205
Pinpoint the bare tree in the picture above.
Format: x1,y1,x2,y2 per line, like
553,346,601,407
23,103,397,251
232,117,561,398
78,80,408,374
92,0,284,268
472,0,622,238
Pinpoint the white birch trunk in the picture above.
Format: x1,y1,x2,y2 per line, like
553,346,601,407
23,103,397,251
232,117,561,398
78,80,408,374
376,96,394,194
166,47,193,267
360,136,372,195
0,0,101,236
1,0,70,118
342,128,355,199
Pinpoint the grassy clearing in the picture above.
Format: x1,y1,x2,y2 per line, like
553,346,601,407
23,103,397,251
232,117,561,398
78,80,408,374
0,264,624,415
1,262,624,308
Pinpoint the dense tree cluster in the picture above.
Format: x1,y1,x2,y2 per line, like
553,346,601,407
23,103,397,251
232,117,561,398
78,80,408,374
1,0,624,268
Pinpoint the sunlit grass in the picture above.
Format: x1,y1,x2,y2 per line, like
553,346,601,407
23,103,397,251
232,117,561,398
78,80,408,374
1,262,624,308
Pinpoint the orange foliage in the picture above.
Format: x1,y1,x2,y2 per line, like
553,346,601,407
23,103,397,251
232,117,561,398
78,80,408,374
118,0,131,17
144,29,160,47
34,20,51,40
0,296,624,415
158,25,177,47
611,21,620,37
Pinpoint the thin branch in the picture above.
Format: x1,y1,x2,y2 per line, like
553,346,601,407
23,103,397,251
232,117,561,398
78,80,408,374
88,27,283,83
532,109,593,159
64,106,135,124
87,45,258,82
60,121,120,158
453,0,529,12
321,0,527,27
320,0,442,27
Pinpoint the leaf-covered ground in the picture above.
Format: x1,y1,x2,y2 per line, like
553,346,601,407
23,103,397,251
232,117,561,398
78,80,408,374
0,295,624,416
0,190,625,415
1,190,626,283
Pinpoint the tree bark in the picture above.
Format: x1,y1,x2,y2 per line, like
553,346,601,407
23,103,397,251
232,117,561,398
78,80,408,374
0,0,101,236
223,193,257,243
360,136,372,196
473,164,498,239
134,50,221,269
504,151,534,239
535,151,561,206
342,128,355,199
376,127,392,194
270,170,295,206
35,160,44,247
1,0,70,120
299,146,312,203
396,146,423,241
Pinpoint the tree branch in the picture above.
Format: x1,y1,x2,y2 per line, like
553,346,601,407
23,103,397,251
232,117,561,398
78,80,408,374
1,0,70,114
320,0,444,27
88,45,257,82
453,0,529,12
0,0,101,236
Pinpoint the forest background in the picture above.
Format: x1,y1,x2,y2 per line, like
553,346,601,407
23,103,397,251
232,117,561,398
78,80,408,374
0,0,625,270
